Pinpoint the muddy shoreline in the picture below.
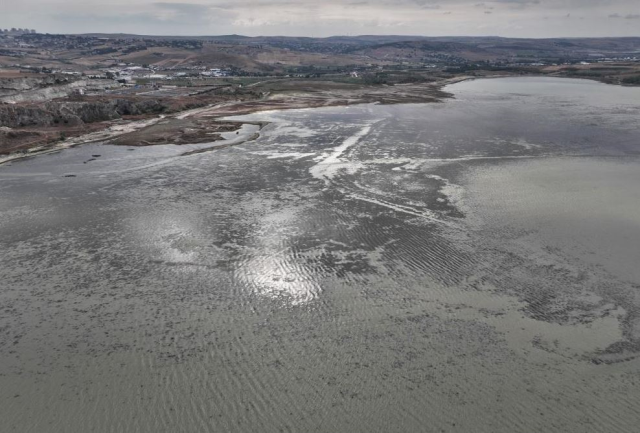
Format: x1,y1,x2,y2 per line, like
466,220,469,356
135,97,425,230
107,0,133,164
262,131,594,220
0,76,472,166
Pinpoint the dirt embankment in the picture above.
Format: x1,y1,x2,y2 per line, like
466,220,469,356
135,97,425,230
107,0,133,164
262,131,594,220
0,97,169,154
109,118,244,146
0,77,460,160
0,98,166,129
0,74,79,97
0,90,262,154
0,73,102,104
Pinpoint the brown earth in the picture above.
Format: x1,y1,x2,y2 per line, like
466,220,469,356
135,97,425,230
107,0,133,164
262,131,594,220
0,89,264,154
1,76,458,157
0,123,113,154
109,118,243,146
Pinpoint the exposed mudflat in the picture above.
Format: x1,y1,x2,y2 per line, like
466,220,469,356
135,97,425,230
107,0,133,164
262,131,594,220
1,77,639,432
0,76,457,158
108,118,245,147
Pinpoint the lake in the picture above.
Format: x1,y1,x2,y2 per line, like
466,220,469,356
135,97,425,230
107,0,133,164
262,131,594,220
1,77,639,432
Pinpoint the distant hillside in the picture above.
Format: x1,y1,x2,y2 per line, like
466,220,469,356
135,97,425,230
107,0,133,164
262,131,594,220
3,32,639,75
80,34,640,60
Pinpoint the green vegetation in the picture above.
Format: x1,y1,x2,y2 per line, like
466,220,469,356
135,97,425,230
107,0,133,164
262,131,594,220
622,75,640,85
362,73,389,85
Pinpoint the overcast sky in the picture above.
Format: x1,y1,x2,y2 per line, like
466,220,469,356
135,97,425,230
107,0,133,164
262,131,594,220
1,0,639,37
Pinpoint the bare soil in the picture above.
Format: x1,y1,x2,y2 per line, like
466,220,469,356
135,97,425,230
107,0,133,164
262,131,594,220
1,77,464,161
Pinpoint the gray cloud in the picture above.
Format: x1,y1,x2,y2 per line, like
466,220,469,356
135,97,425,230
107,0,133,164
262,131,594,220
1,0,639,37
494,0,540,4
609,12,640,19
154,2,211,13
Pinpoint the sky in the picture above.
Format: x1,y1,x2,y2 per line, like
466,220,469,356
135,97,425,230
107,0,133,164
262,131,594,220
1,0,639,37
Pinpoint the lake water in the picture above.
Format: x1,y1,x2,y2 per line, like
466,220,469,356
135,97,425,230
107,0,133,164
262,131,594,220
1,77,639,432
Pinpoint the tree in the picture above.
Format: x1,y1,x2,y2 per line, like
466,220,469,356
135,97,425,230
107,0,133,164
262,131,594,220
362,72,389,85
622,75,640,85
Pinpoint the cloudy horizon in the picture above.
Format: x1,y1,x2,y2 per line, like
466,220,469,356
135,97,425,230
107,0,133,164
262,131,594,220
1,0,639,38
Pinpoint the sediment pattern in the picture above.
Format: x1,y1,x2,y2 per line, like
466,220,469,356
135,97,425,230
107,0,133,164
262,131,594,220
1,77,639,432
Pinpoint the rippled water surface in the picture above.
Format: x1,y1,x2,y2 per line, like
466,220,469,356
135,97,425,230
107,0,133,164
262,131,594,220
1,77,640,432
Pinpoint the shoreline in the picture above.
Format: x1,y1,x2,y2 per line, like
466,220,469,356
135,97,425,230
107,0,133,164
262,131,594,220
0,75,485,166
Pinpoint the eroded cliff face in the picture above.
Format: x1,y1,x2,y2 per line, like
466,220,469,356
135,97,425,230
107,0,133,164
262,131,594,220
0,98,167,128
0,76,123,104
0,74,80,99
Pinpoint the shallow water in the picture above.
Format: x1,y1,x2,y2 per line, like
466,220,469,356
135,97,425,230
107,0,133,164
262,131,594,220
1,77,640,432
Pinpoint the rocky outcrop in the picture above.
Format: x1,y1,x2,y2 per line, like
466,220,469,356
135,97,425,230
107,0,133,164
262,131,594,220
0,75,122,103
0,80,89,103
0,74,80,98
0,98,167,128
